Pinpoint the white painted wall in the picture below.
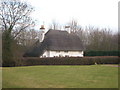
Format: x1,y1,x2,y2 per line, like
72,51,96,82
40,51,50,57
39,30,45,42
40,50,84,58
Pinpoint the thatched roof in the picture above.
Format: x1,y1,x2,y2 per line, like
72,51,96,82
45,29,84,51
23,29,84,57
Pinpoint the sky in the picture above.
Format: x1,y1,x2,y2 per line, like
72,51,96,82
25,0,119,32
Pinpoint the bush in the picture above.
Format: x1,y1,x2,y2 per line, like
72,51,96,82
16,56,119,66
84,51,120,56
2,31,15,67
93,56,119,64
18,57,95,66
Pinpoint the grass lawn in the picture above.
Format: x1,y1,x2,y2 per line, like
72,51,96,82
2,65,118,88
0,67,2,89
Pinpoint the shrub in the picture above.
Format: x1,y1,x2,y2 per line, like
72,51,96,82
19,57,95,66
84,51,120,56
93,56,119,64
16,56,119,66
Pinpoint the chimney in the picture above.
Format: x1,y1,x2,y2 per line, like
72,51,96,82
39,25,45,42
65,26,71,34
40,25,45,29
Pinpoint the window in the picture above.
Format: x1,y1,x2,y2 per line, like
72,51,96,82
64,51,68,53
65,55,69,57
59,55,62,57
56,51,60,53
43,55,46,57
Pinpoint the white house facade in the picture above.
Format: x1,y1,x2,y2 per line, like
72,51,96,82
41,50,84,58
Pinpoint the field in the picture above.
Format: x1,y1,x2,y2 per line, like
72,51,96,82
2,65,118,88
0,67,2,89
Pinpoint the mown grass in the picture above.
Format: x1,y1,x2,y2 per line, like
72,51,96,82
2,65,118,88
0,67,2,89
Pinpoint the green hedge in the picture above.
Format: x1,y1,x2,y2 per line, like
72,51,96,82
16,56,119,66
20,57,94,66
92,57,119,64
84,51,120,56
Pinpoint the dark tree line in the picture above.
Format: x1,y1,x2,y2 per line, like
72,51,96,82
78,27,118,51
49,19,118,51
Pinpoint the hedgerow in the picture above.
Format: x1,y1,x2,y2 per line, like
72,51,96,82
16,56,119,66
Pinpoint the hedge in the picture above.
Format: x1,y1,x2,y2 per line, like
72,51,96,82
18,57,94,66
91,56,119,64
16,56,119,66
84,51,120,56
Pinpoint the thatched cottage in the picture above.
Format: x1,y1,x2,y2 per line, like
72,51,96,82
23,26,84,57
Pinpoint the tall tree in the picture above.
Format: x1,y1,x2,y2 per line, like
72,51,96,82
86,27,115,51
17,29,38,47
0,0,35,66
67,19,80,33
49,20,62,30
0,0,35,37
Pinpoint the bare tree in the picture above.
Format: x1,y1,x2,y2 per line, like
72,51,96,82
49,20,62,30
67,19,80,33
111,32,118,50
0,0,35,66
85,27,115,51
76,27,89,49
17,29,38,47
73,25,118,51
0,0,35,38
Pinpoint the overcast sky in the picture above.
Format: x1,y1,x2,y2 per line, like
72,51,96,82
25,0,119,32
